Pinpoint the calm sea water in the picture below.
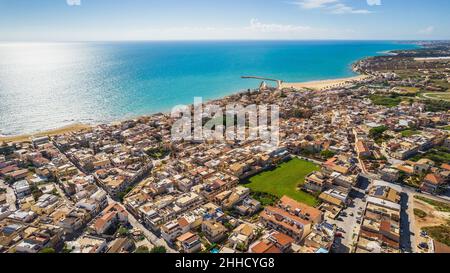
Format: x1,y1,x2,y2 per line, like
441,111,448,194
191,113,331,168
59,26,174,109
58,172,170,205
0,41,417,135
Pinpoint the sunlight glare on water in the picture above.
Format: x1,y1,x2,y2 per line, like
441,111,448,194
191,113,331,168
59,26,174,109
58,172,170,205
0,41,417,136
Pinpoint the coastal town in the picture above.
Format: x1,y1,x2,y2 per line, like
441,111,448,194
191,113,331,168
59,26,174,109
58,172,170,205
1,42,450,254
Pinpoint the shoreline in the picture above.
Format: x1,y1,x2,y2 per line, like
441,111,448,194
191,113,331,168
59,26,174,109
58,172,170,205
280,74,371,91
0,74,370,143
0,123,92,143
0,44,414,143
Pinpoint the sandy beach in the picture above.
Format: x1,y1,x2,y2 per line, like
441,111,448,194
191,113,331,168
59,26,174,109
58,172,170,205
0,123,91,143
281,74,371,91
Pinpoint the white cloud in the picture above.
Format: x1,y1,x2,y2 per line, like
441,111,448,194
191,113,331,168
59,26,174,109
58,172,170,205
329,3,371,14
295,0,339,9
419,26,435,35
247,18,312,33
66,0,81,6
292,0,378,14
366,0,382,6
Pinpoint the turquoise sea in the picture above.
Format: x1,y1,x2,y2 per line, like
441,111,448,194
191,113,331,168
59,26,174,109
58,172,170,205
0,41,417,135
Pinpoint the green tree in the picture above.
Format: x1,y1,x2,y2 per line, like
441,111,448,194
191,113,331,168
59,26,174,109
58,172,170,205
150,246,167,253
320,150,336,159
369,126,388,139
117,226,130,237
135,246,150,253
62,244,73,253
117,187,133,202
39,248,56,254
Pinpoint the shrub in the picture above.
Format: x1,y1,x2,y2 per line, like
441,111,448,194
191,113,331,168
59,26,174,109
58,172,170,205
414,209,427,218
150,246,167,253
39,248,56,254
135,246,149,253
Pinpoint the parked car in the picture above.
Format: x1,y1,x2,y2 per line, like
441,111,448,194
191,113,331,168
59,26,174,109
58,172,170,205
418,243,429,250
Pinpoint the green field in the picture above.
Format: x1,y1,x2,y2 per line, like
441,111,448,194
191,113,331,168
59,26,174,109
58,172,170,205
243,158,320,207
424,92,450,102
401,129,421,137
369,94,402,108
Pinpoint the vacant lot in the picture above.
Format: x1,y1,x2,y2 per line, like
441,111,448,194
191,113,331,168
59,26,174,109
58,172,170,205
423,225,450,247
243,158,320,207
415,196,450,213
413,197,450,248
410,146,450,166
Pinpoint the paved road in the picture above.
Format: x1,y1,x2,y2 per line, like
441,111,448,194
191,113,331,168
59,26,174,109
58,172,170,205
105,196,177,253
54,182,74,206
0,179,17,210
400,191,415,253
126,210,177,253
329,180,371,254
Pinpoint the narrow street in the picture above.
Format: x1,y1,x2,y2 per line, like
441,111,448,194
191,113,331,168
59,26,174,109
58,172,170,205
330,175,372,253
54,182,74,206
400,190,416,253
126,210,177,253
105,196,177,253
0,179,17,210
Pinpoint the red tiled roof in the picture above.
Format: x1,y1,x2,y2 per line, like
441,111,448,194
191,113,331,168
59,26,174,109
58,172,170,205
178,217,190,228
359,229,381,240
424,174,444,185
9,169,29,178
381,235,399,249
251,241,282,254
280,196,322,220
177,232,196,242
0,165,18,175
380,221,391,233
270,232,294,247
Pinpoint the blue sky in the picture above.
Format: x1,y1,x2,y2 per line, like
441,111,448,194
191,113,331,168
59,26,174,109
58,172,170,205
0,0,449,41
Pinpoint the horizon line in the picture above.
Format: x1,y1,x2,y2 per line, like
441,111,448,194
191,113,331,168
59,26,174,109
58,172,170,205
1,38,449,43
